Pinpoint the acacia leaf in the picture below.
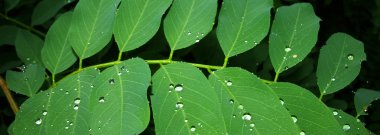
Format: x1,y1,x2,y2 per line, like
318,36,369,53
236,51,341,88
6,64,45,97
15,30,44,65
354,88,380,116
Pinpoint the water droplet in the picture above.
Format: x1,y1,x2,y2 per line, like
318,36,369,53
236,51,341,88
69,122,73,126
74,88,78,91
90,85,94,88
232,114,236,118
24,77,28,81
176,102,184,109
109,79,115,84
184,119,188,123
35,118,42,125
73,105,79,110
244,40,248,44
291,115,298,123
98,97,105,103
347,54,354,61
225,80,232,86
242,113,252,121
238,104,244,110
285,47,292,52
174,84,183,92
344,64,348,69
201,33,204,36
292,54,298,58
333,111,338,116
26,58,30,61
249,123,255,127
195,39,200,43
117,72,122,76
342,124,350,131
87,42,90,45
65,126,69,129
42,110,47,116
331,78,336,81
229,99,234,104
187,32,192,35
284,66,289,70
65,91,69,94
169,84,174,90
300,131,305,135
190,126,196,132
280,98,285,105
74,98,81,104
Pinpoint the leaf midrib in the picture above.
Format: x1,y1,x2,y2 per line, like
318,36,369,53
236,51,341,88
170,0,195,51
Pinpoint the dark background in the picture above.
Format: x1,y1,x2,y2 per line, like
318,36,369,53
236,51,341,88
1,0,379,134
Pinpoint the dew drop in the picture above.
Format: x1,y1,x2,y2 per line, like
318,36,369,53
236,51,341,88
280,98,285,105
65,91,69,95
344,64,349,69
35,118,42,125
65,126,69,129
190,126,196,132
291,115,298,123
292,54,298,58
98,97,105,103
174,84,183,92
87,42,90,45
347,54,354,61
342,124,350,131
195,39,200,43
331,78,336,81
249,123,255,127
90,85,94,88
184,119,188,123
285,47,292,52
109,79,115,84
232,114,236,118
169,84,174,89
176,102,184,109
238,104,244,110
201,33,204,36
187,32,192,35
117,72,122,76
42,110,47,116
229,99,234,104
242,113,252,121
26,58,30,61
333,111,338,116
225,80,232,86
73,105,79,110
74,98,81,104
244,40,248,44
284,66,289,70
300,131,305,135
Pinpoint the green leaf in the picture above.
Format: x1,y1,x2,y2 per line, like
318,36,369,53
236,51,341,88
15,30,44,65
317,33,366,94
90,58,151,134
269,3,320,74
151,63,225,134
41,12,77,74
0,25,20,46
31,0,73,25
209,68,299,134
354,88,380,116
164,0,217,51
113,0,172,52
9,68,99,135
270,82,345,135
216,0,272,57
5,64,45,97
4,0,20,12
331,109,372,135
69,0,120,59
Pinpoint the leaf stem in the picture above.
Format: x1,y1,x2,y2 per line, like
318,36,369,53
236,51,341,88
0,76,19,114
222,57,229,68
168,50,174,61
117,52,123,61
319,94,324,101
261,79,274,84
0,13,46,37
79,59,83,69
274,72,280,82
52,74,56,86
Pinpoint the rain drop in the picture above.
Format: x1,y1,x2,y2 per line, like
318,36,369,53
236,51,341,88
73,105,79,110
244,41,248,44
35,118,42,125
176,102,184,109
347,54,354,61
249,123,255,127
187,32,192,35
342,124,350,131
98,97,105,103
174,84,183,92
333,111,338,116
238,104,244,110
331,78,336,81
65,91,69,95
109,79,115,84
232,114,236,118
190,126,196,132
184,119,188,123
229,99,234,104
201,33,204,36
300,131,305,135
169,84,174,89
284,66,289,70
42,110,47,116
26,58,30,61
291,115,298,123
117,72,122,76
225,80,232,86
292,54,298,58
74,98,81,104
280,98,285,105
87,42,91,45
90,85,94,88
65,126,69,129
344,64,349,69
285,47,292,52
242,113,252,121
195,39,200,43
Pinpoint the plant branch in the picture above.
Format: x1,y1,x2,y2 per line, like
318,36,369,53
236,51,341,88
0,76,19,114
0,13,46,37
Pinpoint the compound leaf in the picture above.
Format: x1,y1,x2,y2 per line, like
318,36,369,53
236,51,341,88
209,68,299,134
41,12,77,74
270,82,345,135
164,0,217,51
31,0,74,25
354,88,380,116
69,0,120,59
9,68,99,135
15,30,44,65
114,0,172,52
269,3,320,74
331,109,372,135
216,0,272,58
90,58,151,134
317,33,366,95
6,64,45,97
151,63,225,134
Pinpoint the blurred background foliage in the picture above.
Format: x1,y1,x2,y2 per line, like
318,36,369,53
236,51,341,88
1,0,379,134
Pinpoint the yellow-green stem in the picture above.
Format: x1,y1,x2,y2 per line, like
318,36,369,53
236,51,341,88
168,50,174,61
52,74,56,86
222,57,229,68
79,59,83,70
319,94,324,101
117,52,123,61
0,13,45,37
274,72,280,82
